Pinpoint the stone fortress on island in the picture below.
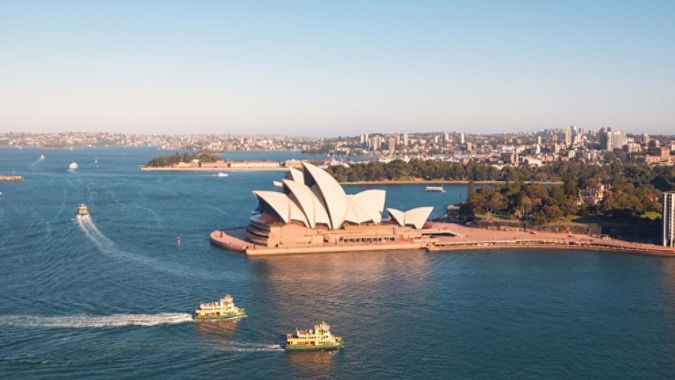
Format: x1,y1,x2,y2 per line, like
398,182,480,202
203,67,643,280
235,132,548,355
211,162,442,255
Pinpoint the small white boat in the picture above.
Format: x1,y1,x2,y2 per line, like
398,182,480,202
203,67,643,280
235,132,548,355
217,172,229,177
426,185,445,192
273,180,283,188
39,154,45,160
68,161,78,170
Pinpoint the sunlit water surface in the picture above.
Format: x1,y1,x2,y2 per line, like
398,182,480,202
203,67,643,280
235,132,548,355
1,148,674,379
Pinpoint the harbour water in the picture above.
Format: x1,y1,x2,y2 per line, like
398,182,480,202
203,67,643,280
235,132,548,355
1,148,675,379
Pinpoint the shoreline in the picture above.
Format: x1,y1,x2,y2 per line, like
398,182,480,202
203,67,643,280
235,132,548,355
339,179,563,185
140,166,289,172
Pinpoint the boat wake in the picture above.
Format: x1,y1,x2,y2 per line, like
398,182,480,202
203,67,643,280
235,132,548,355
214,342,284,352
75,215,234,280
76,215,116,253
0,313,193,329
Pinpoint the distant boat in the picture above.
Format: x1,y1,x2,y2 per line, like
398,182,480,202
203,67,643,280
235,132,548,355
273,180,283,188
426,185,445,192
76,203,89,217
94,158,100,165
217,172,229,177
39,154,45,160
68,161,78,170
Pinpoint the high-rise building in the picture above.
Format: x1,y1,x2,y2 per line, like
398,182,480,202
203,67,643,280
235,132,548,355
370,135,381,151
664,192,675,247
599,128,626,151
388,137,396,155
403,132,409,147
460,132,465,144
563,126,572,146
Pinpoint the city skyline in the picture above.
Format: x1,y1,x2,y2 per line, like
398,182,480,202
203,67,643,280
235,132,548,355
2,1,675,135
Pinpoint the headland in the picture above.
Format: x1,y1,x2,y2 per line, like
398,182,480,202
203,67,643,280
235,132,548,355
209,161,675,257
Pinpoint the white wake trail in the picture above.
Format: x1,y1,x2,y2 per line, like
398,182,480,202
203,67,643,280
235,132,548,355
75,215,231,280
0,313,193,329
213,342,284,352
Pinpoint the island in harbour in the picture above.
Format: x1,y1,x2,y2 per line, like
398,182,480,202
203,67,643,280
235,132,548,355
140,152,294,172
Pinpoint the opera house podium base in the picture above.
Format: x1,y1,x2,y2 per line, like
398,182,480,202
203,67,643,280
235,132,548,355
210,223,435,256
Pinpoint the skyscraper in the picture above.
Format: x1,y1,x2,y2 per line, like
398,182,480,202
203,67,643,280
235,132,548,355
403,132,409,147
460,132,465,144
664,192,675,247
563,126,572,146
388,137,396,155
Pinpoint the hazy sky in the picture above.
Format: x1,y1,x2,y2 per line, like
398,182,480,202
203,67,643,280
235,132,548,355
1,1,674,136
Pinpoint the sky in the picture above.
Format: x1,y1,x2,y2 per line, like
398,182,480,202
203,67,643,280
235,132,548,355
1,0,674,136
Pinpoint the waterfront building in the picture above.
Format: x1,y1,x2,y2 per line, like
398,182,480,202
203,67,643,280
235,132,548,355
664,192,675,247
212,162,435,254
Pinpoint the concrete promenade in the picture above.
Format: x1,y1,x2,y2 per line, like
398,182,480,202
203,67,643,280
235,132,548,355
210,222,675,257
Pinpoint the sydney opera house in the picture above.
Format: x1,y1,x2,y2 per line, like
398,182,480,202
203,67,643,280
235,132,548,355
211,162,437,255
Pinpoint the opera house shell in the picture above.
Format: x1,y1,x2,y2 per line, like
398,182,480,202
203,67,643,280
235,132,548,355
238,162,435,253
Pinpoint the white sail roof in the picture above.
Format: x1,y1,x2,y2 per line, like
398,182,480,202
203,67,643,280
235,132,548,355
351,189,385,224
282,179,330,228
288,167,305,185
386,207,433,229
302,162,348,229
253,191,309,227
252,163,432,230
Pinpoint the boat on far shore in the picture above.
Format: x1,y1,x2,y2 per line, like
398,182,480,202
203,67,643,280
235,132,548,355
68,162,78,170
217,172,229,177
426,185,445,192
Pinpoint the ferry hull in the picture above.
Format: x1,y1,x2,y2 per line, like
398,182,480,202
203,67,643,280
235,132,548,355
285,341,344,351
193,312,247,321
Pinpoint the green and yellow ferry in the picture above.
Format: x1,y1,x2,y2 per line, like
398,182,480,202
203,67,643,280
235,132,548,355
193,295,246,321
285,321,343,351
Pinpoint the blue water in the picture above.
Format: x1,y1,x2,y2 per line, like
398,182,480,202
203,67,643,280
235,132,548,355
1,147,675,379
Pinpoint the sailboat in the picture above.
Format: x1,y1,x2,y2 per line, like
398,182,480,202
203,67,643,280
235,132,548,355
68,161,78,170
